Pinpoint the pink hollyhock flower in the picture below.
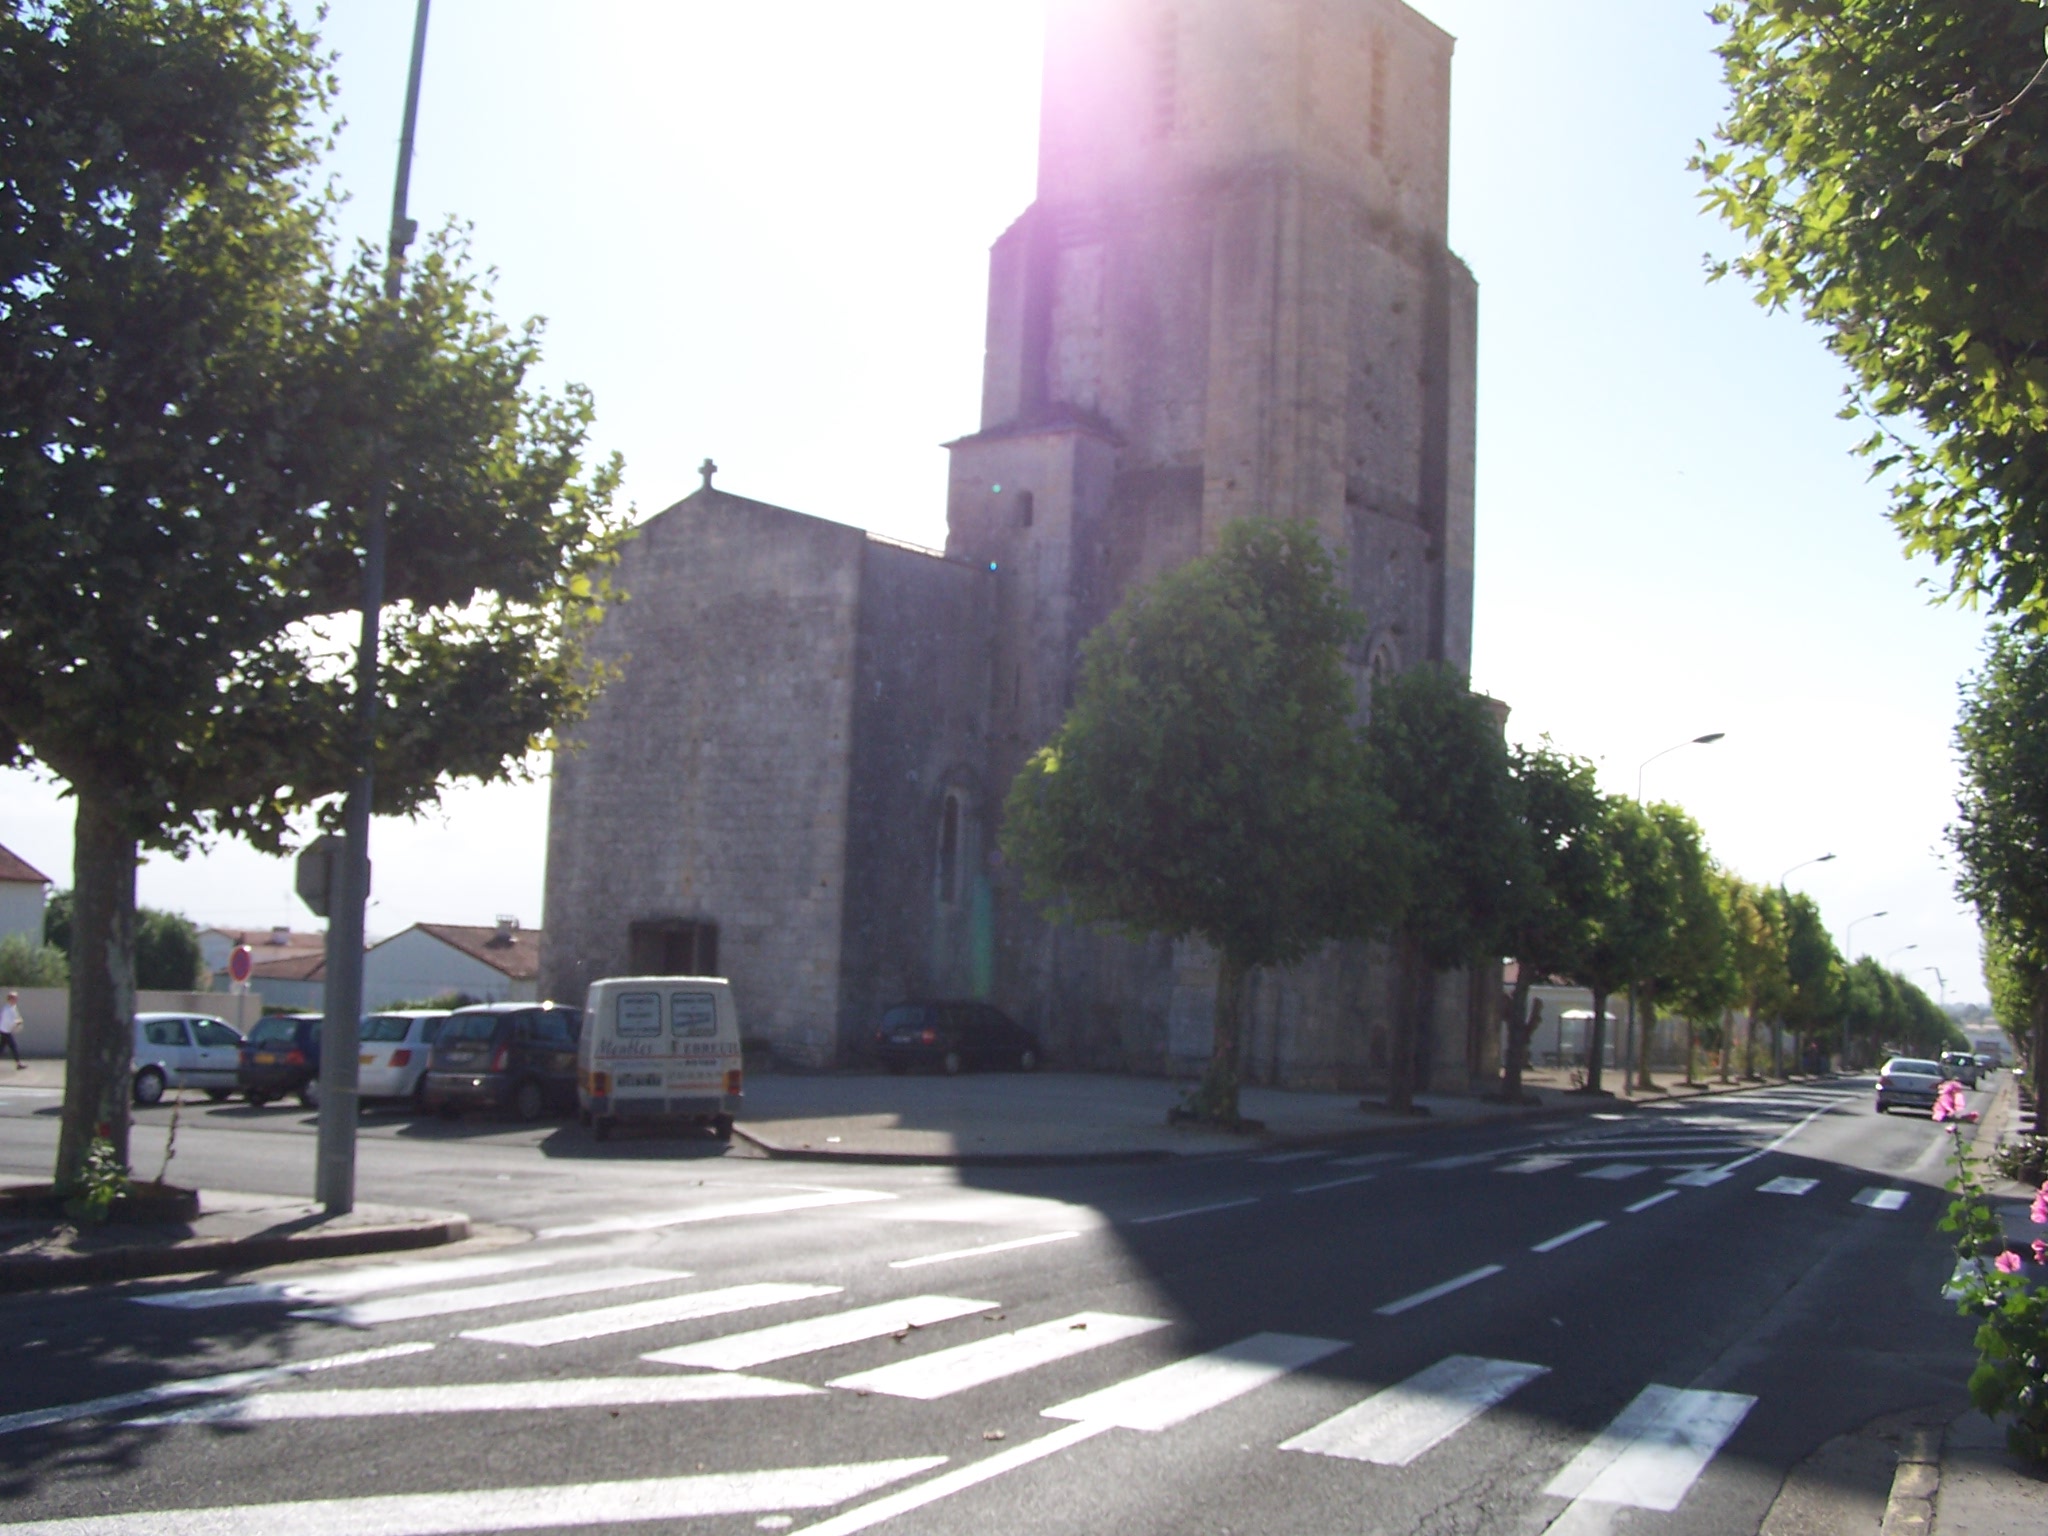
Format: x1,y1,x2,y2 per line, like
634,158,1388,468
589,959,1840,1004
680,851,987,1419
2032,1183,2048,1225
1995,1250,2023,1274
2036,1239,2048,1265
1933,1081,1966,1121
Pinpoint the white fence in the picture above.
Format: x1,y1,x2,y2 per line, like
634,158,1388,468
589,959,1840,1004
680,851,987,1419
5,989,267,1058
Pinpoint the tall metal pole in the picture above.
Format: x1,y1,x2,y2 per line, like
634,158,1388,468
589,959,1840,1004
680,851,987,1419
318,0,432,1215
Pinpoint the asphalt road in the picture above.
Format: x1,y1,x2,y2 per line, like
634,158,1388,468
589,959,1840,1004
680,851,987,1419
0,1076,1985,1535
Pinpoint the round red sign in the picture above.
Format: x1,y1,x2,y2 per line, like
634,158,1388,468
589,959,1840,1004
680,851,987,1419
228,944,254,984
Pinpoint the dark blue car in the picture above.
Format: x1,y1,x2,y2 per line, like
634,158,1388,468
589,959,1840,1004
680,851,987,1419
237,1013,322,1108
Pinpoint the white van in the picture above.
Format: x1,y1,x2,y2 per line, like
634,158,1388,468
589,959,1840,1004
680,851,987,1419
578,975,742,1142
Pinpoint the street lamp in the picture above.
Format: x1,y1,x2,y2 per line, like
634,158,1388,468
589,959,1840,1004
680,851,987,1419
1839,910,1887,1074
1637,732,1727,802
1924,966,1948,1008
1779,853,1836,885
1885,943,1919,969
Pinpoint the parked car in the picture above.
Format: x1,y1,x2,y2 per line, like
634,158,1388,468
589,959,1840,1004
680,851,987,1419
132,1013,245,1105
358,1010,450,1107
421,1001,582,1121
238,1013,323,1108
1974,1053,1997,1076
1940,1050,1981,1088
873,1001,1040,1075
1875,1056,1946,1115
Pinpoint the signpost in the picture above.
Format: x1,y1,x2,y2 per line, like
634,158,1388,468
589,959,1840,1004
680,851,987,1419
227,945,253,995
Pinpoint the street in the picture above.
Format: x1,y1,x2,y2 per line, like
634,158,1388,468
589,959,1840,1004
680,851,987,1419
0,1078,1982,1535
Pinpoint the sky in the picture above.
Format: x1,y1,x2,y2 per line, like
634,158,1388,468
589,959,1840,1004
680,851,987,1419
0,1,1993,1004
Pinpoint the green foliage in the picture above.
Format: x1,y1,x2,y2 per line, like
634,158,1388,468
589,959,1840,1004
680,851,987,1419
1992,1135,2048,1188
1780,890,1842,1046
380,992,479,1011
134,909,204,992
1699,1,2048,618
1648,804,1735,1025
62,1136,131,1226
0,933,67,987
1940,1127,2048,1465
1003,519,1402,1122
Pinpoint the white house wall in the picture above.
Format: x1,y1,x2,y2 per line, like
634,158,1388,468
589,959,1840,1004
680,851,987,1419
363,930,536,1009
0,884,45,945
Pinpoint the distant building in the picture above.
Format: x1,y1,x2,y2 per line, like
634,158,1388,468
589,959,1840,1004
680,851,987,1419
0,843,51,946
363,920,541,1009
201,925,327,988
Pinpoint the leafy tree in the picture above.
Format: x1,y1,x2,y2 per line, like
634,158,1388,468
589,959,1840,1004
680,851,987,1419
1699,1,2048,618
1569,797,1673,1095
0,2,624,1185
0,934,67,988
1497,744,1608,1104
1003,519,1404,1126
1641,804,1734,1089
44,891,199,988
1725,879,1791,1079
1953,626,2048,1091
1365,665,1525,1113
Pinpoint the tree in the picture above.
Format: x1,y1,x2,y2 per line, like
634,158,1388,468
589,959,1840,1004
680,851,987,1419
1952,626,2048,1091
1700,2,2048,619
1725,879,1791,1079
44,890,199,988
0,2,625,1184
1780,891,1843,1071
1364,665,1525,1113
1497,744,1608,1104
1568,797,1673,1095
1003,519,1404,1126
0,934,67,988
1639,804,1734,1090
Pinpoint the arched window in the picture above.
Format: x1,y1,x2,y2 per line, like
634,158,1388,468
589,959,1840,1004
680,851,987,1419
937,793,962,905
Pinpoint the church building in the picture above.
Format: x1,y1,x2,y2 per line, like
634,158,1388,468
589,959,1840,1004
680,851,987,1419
542,0,1494,1089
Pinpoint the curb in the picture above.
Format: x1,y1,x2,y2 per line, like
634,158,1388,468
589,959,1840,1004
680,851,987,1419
1881,1424,1943,1535
0,1212,470,1294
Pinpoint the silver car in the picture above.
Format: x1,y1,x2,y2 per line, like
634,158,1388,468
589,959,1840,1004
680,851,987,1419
133,1013,245,1105
1875,1056,1945,1114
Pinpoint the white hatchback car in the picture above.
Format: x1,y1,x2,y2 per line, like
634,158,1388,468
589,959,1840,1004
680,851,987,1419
358,1010,450,1106
133,1013,245,1105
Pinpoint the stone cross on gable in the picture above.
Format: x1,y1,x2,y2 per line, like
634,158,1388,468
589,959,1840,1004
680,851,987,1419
699,457,718,491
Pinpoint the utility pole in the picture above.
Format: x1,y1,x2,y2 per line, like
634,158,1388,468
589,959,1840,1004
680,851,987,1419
317,0,432,1216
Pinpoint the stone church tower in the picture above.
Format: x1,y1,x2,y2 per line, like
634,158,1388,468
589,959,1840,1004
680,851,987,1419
543,0,1487,1087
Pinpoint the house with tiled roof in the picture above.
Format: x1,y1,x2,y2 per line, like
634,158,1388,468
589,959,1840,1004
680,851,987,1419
0,842,53,945
361,919,542,1009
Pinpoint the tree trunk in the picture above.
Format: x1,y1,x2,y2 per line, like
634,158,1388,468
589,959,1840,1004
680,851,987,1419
1190,948,1248,1125
1742,1004,1760,1080
1501,969,1535,1103
1637,989,1660,1090
1388,930,1429,1113
2032,985,2048,1134
56,788,139,1189
1585,985,1609,1094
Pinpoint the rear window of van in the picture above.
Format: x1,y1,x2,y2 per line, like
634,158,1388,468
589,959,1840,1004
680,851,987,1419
441,1014,502,1042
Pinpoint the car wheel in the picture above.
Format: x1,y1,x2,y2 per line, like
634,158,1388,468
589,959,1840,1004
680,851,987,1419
132,1067,166,1107
941,1049,963,1076
1017,1048,1038,1073
245,1090,274,1108
1875,1101,1888,1114
298,1078,320,1110
513,1078,546,1122
205,1089,231,1103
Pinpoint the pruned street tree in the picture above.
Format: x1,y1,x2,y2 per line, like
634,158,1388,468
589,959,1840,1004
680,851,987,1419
1365,664,1525,1114
1780,891,1842,1072
1700,0,2048,620
1568,796,1671,1096
0,1,625,1186
1637,804,1733,1090
1497,743,1608,1104
1003,519,1405,1127
1725,878,1791,1079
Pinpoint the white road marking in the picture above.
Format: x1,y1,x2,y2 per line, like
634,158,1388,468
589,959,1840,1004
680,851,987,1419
1580,1163,1649,1181
0,1460,950,1536
1532,1221,1608,1254
792,1423,1109,1536
1281,1355,1548,1467
1757,1177,1819,1196
1668,1169,1734,1187
1128,1197,1260,1225
298,1267,685,1327
540,1189,896,1239
1043,1332,1346,1431
1413,1153,1497,1170
1251,1150,1331,1164
0,1343,433,1437
829,1312,1169,1400
1706,1099,1846,1176
134,1252,574,1311
460,1282,842,1348
1328,1151,1407,1168
133,1373,818,1424
1853,1188,1910,1211
1375,1265,1504,1317
1499,1156,1573,1174
1543,1384,1755,1511
1292,1173,1379,1194
644,1295,998,1372
889,1232,1080,1269
1624,1190,1682,1214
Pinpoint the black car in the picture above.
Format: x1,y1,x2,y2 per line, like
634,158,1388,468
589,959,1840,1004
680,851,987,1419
237,1013,323,1108
421,1001,582,1121
874,1002,1040,1075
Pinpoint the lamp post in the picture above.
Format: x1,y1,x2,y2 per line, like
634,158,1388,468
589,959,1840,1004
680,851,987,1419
1886,943,1919,969
1779,853,1836,885
1637,732,1727,803
316,0,432,1218
1839,909,1887,1074
1924,966,1948,1008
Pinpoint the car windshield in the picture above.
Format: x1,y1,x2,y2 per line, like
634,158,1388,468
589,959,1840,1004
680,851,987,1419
247,1018,300,1047
882,1006,933,1030
1886,1059,1942,1076
191,1019,240,1047
361,1016,415,1043
441,1014,502,1042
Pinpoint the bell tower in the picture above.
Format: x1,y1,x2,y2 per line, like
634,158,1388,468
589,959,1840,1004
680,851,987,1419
947,0,1476,790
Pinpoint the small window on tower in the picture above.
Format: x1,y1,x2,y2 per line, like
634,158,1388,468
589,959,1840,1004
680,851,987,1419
1150,8,1178,141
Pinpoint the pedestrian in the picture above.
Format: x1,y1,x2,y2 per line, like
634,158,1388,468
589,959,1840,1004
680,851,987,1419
0,990,22,1068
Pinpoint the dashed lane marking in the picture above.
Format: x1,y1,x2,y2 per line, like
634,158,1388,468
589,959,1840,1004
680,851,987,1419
1374,1265,1505,1317
1580,1164,1649,1181
1624,1190,1681,1214
890,1232,1081,1270
1291,1173,1379,1195
1128,1197,1261,1226
1250,1150,1332,1165
1531,1221,1608,1254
